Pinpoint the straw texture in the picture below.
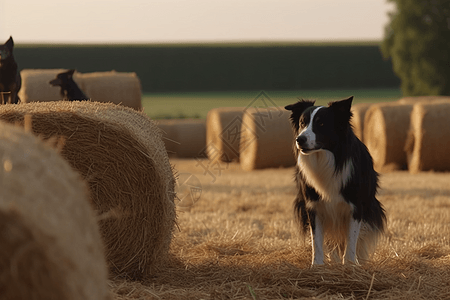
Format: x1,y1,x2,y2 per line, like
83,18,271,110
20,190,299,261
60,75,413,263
363,103,413,172
0,101,176,279
398,96,450,104
0,121,109,300
406,101,450,172
77,71,142,110
351,102,372,141
239,107,295,171
157,119,206,158
206,107,245,162
18,69,83,102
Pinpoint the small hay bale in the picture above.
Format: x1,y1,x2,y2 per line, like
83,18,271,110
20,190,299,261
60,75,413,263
157,119,206,158
206,107,245,162
351,102,372,141
0,122,108,300
398,96,450,104
363,103,414,172
0,101,176,279
18,69,83,103
77,71,142,110
239,107,295,171
406,101,450,172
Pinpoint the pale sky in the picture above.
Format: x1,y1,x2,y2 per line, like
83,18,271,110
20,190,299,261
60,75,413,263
0,0,394,44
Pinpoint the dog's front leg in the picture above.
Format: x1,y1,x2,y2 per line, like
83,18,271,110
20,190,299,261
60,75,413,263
344,217,361,264
311,215,324,265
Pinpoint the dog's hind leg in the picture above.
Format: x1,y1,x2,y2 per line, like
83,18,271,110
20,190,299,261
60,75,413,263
311,215,325,265
344,217,361,264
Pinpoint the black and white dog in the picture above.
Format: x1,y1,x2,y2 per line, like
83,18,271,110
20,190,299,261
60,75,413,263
285,96,386,265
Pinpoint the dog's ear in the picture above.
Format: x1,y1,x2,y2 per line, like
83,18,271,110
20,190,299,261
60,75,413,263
67,69,76,77
285,99,315,112
329,96,354,127
5,36,13,49
285,99,315,131
328,96,353,112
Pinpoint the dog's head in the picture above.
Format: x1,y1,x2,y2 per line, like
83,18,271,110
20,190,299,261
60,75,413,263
0,36,14,64
285,96,353,155
49,69,76,87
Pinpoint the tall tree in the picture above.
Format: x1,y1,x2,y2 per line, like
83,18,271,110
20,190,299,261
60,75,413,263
381,0,450,96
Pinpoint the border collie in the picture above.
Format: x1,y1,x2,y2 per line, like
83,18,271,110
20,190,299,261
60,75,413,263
285,96,386,265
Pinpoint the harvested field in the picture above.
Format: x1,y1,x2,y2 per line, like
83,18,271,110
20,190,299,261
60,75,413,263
110,159,450,299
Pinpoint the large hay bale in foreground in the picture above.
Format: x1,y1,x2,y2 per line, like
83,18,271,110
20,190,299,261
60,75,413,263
157,119,206,158
0,101,176,279
351,102,372,141
239,107,295,171
77,71,142,110
0,122,108,300
206,108,245,162
406,101,450,172
18,69,83,102
363,103,413,172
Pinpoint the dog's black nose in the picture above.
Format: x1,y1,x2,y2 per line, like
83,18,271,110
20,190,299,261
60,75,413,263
296,135,307,146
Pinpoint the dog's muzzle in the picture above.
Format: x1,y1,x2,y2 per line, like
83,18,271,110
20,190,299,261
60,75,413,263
296,134,322,154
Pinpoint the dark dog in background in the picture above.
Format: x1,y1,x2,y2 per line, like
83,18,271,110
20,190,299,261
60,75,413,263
49,69,88,101
0,36,21,104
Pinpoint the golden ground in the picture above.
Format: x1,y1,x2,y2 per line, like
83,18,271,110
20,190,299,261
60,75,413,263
110,158,450,300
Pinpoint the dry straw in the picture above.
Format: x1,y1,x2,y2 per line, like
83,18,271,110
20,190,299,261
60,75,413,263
397,96,450,104
363,103,413,172
206,107,245,162
351,102,372,141
0,121,109,300
18,69,83,102
406,101,450,172
0,101,176,279
239,107,295,171
157,119,206,158
77,71,142,110
19,69,142,110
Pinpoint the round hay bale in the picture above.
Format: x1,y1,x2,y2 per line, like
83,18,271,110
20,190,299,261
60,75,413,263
0,122,108,300
0,101,176,279
77,71,142,110
363,103,413,172
406,101,450,172
18,69,83,103
157,119,206,158
351,102,372,141
239,107,295,171
206,107,245,162
397,96,450,104
157,119,179,156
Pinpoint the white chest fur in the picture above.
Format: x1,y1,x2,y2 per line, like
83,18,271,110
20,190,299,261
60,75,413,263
298,150,353,202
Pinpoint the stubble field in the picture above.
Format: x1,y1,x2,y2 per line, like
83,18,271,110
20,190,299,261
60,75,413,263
110,158,450,300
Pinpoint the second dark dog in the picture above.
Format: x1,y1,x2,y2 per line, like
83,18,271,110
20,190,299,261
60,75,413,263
0,36,21,104
49,69,88,101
